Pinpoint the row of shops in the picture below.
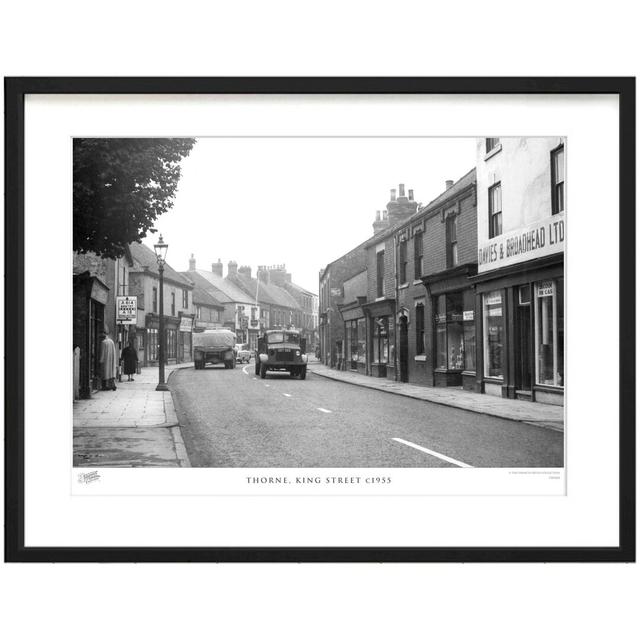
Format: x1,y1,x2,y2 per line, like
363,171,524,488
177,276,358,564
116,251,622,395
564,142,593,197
319,138,565,405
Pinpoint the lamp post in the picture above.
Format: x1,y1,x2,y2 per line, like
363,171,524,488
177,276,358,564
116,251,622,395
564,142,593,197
154,234,169,391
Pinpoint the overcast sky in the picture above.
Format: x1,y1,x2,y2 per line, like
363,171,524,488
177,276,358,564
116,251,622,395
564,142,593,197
146,137,477,293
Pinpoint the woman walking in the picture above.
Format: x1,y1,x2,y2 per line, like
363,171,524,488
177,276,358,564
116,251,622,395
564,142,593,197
120,338,138,382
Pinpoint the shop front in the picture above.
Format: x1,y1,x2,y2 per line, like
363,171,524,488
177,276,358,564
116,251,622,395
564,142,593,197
472,254,564,405
178,314,194,362
144,313,180,366
422,264,477,390
339,298,367,374
363,299,396,379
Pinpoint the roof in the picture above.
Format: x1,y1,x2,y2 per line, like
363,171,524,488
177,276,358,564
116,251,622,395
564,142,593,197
229,272,302,310
129,242,194,287
284,281,317,298
365,168,477,246
191,285,225,309
187,269,256,305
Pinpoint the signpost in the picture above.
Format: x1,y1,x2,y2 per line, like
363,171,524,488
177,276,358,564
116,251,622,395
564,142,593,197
116,296,137,324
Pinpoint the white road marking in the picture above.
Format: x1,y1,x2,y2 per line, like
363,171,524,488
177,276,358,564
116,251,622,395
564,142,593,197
265,384,271,387
283,393,292,397
317,408,332,413
242,365,250,375
392,438,472,468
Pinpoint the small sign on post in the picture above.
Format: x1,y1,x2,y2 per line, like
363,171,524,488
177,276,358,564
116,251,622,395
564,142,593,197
116,296,138,324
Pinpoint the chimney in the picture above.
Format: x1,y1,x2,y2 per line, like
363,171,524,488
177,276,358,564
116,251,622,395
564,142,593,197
446,180,454,190
387,184,418,226
373,209,388,234
257,266,269,284
238,265,252,278
211,258,223,277
228,260,238,277
269,265,288,287
188,254,196,271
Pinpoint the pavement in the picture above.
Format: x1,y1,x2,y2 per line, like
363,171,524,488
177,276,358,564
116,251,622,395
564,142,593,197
308,360,564,431
73,363,193,467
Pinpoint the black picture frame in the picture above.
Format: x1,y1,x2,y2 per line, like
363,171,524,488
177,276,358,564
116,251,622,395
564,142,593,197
4,77,635,563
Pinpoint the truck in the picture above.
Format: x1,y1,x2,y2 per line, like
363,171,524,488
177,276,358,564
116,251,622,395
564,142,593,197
193,329,237,370
255,329,308,379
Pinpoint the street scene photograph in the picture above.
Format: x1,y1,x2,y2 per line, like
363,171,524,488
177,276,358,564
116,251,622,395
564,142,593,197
73,136,565,470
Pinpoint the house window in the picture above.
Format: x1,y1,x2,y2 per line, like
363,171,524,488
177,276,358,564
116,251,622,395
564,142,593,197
171,292,175,316
152,287,158,314
446,215,458,267
183,289,189,308
486,137,500,153
413,231,423,279
399,239,408,284
551,145,565,215
483,290,504,378
488,182,502,239
376,249,385,297
148,328,158,361
535,279,564,387
415,302,425,355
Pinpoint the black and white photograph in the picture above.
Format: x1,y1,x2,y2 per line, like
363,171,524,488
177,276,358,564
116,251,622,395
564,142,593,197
72,135,565,476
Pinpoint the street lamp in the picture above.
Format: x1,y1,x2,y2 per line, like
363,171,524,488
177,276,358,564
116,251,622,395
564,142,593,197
154,234,169,391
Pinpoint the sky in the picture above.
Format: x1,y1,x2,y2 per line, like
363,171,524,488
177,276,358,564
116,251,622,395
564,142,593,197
146,137,477,293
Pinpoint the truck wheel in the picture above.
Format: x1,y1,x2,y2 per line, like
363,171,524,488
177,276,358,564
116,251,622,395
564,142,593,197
260,363,267,379
300,366,307,380
290,370,296,378
231,359,236,369
255,361,260,375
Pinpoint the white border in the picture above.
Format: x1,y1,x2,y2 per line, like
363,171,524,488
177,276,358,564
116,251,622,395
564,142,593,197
24,93,619,547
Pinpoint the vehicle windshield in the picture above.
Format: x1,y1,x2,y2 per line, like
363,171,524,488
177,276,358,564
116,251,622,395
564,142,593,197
266,332,300,344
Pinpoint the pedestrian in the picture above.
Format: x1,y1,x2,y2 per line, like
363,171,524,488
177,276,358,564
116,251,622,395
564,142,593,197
120,337,138,382
99,328,118,391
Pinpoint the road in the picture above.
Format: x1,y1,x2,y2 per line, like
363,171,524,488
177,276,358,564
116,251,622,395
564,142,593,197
170,362,564,468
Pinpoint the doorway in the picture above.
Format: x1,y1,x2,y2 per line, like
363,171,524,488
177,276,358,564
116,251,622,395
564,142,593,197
515,286,532,392
399,316,409,382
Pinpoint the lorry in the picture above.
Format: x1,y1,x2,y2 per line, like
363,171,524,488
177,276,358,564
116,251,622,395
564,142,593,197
193,329,237,370
255,329,308,379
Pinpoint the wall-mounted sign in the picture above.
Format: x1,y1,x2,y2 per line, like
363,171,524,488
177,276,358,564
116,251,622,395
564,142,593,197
485,292,502,306
537,281,554,297
478,213,565,273
116,296,137,324
179,317,193,332
463,310,474,321
331,288,342,297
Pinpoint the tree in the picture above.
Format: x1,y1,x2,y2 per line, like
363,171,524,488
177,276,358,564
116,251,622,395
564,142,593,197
73,138,196,259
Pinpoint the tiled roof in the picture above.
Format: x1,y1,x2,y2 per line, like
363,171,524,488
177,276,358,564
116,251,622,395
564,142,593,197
129,242,194,287
188,269,256,305
189,283,226,309
229,273,302,310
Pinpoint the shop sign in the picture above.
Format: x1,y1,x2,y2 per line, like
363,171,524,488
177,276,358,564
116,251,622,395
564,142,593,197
179,317,193,332
435,313,446,323
485,292,502,306
331,288,342,297
116,296,137,324
537,281,554,297
449,312,463,321
477,213,565,273
463,310,474,321
489,308,503,317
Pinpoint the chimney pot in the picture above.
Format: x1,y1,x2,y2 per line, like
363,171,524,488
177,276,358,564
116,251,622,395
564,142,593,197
189,254,196,270
211,259,223,277
399,183,405,198
446,180,454,190
390,188,397,201
408,189,414,201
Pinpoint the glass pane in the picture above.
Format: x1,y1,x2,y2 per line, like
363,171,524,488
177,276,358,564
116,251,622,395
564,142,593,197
536,283,555,385
556,183,564,213
447,322,464,370
484,291,503,378
554,148,565,182
436,323,446,369
464,322,476,371
447,292,463,321
557,279,564,387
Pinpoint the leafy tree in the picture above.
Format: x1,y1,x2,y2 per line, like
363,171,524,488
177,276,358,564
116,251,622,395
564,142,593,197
73,138,196,259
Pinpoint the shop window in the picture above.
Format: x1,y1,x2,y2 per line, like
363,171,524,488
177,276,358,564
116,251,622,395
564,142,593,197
488,182,502,239
486,137,500,153
167,329,177,359
435,293,466,370
148,328,158,361
535,279,564,387
399,239,408,284
357,318,366,366
483,290,504,378
415,303,425,355
413,231,423,279
551,145,565,215
446,215,458,268
463,289,476,371
373,317,389,364
376,250,385,297
346,320,362,370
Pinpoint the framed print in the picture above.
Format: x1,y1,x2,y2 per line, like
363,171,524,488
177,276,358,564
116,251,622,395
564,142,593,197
4,77,635,562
